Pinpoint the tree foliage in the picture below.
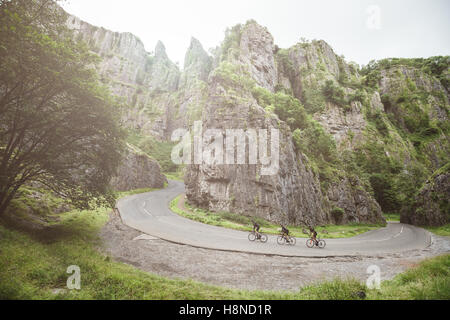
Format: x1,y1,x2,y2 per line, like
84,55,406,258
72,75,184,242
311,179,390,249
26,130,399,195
0,0,125,215
322,80,347,108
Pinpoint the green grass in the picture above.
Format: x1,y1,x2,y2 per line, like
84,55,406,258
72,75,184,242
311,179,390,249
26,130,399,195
0,210,448,300
0,211,248,300
384,213,400,222
115,187,162,199
1,189,448,300
164,171,184,182
170,195,384,239
368,254,450,300
127,130,179,173
424,224,450,237
0,205,367,300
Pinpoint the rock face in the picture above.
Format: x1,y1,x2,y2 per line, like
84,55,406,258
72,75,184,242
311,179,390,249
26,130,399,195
67,10,447,227
184,21,385,226
238,21,278,91
150,41,180,92
67,15,181,139
276,40,370,149
185,73,329,226
379,65,449,123
401,165,450,226
110,145,167,192
180,37,212,88
327,178,383,224
376,65,450,172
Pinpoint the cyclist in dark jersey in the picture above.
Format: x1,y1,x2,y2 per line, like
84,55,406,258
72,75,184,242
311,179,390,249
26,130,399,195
281,224,290,241
309,227,318,246
252,220,261,239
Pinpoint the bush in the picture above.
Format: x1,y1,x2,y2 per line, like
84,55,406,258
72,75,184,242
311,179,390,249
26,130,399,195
301,86,326,114
367,110,389,136
293,122,338,163
252,86,308,131
322,80,347,108
331,207,345,223
348,90,366,104
212,61,255,91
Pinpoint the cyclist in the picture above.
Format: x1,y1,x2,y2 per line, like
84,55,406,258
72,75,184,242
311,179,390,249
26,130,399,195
281,224,290,242
252,220,261,239
309,226,318,246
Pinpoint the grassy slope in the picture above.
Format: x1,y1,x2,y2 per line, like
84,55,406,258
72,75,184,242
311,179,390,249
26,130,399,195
170,195,384,239
1,191,449,300
423,224,450,237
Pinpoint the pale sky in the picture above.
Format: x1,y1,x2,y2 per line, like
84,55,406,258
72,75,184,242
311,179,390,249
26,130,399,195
60,0,450,68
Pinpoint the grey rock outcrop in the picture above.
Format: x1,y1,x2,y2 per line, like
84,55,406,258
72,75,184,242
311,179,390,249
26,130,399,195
180,37,212,88
238,21,278,91
149,41,180,92
185,72,328,226
184,21,386,226
65,11,445,227
327,177,383,224
379,65,449,123
67,15,181,139
401,165,450,226
111,145,167,192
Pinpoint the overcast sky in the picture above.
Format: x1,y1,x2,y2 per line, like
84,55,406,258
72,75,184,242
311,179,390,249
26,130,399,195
60,0,450,68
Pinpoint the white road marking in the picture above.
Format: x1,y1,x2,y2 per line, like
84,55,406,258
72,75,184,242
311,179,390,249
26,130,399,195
143,207,153,217
393,226,404,239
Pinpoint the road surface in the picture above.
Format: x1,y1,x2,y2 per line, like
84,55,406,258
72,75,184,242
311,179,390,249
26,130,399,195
117,180,432,257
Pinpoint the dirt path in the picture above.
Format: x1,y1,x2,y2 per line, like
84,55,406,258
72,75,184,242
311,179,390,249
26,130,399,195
99,211,450,292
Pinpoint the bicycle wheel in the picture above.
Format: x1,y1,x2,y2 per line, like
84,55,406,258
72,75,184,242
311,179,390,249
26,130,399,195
306,239,314,248
318,239,326,248
248,232,256,242
260,234,268,243
277,235,284,245
288,236,296,246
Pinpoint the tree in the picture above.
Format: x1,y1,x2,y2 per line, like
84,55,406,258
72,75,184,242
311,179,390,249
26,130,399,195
0,0,125,216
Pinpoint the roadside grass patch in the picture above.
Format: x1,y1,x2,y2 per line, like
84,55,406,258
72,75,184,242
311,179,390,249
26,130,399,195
367,254,450,300
298,278,367,300
383,213,400,222
423,224,450,237
115,187,161,199
170,195,384,239
164,171,185,182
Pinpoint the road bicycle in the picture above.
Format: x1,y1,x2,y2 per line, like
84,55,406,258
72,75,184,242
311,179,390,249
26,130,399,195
277,233,296,246
248,231,268,243
306,238,326,248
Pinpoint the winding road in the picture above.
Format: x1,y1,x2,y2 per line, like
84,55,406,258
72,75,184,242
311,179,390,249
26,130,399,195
117,180,433,257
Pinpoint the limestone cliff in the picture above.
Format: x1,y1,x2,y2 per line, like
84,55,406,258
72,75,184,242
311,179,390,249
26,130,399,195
184,21,385,225
185,68,329,225
67,15,180,139
69,13,448,227
180,37,213,89
110,145,167,192
401,163,450,226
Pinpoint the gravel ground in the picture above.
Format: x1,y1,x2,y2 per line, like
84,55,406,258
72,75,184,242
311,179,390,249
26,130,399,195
99,211,450,292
